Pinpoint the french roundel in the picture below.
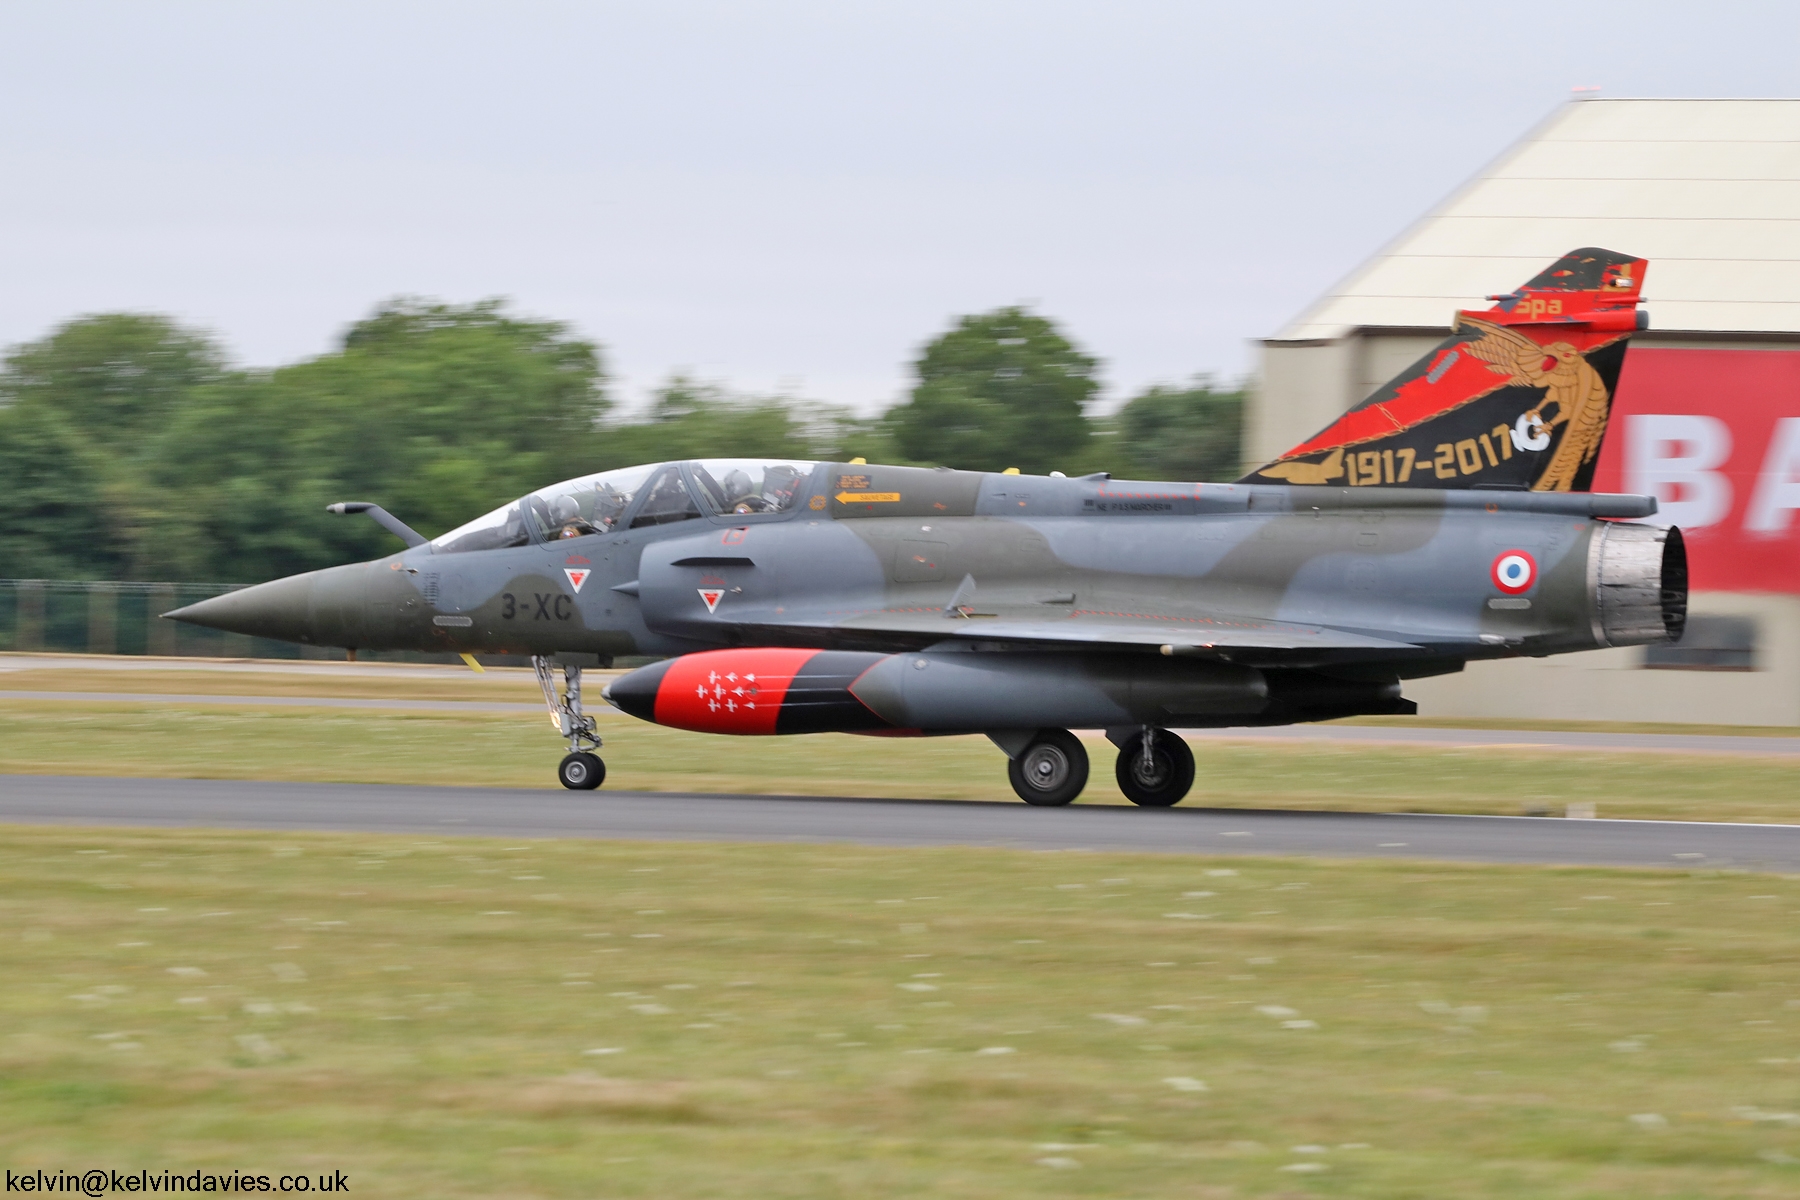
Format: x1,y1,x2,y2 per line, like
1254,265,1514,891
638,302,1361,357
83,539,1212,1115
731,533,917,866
1491,550,1536,594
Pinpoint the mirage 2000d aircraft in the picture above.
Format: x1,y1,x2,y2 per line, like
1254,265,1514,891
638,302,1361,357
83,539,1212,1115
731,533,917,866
168,248,1686,806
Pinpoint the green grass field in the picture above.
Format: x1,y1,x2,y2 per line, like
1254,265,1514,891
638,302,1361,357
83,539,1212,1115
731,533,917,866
6,669,1800,1195
4,697,1800,823
5,826,1800,1198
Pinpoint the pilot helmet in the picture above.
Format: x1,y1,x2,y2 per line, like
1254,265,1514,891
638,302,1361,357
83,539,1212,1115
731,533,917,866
722,468,754,502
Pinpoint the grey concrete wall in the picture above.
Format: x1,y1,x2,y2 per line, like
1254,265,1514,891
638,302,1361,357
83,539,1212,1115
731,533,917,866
1405,592,1800,727
1352,332,1444,405
1246,338,1359,466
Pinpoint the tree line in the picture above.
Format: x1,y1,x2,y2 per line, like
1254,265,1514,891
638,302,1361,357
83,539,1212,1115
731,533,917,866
0,300,1244,583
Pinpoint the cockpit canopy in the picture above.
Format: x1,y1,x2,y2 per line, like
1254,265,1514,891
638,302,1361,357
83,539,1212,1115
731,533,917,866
431,459,817,554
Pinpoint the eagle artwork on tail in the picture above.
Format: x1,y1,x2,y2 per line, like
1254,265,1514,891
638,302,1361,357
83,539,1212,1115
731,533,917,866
1456,317,1612,492
1243,248,1647,494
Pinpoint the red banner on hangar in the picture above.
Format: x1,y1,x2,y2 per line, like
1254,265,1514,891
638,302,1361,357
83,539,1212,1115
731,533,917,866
1591,348,1800,593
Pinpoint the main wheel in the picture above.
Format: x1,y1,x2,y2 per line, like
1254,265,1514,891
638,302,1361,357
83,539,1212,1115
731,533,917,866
558,751,605,790
1007,730,1089,806
1114,729,1194,807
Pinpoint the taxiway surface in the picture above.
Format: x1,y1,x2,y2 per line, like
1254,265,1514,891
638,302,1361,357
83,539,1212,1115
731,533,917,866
3,775,1796,872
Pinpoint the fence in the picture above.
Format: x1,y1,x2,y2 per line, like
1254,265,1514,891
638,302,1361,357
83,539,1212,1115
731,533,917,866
0,579,401,660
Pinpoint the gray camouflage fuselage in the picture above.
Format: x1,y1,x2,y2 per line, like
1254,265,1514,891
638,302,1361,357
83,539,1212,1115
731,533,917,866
167,462,1686,734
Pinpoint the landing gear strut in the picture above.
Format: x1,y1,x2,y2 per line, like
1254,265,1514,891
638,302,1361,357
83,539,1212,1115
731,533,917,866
535,656,605,790
1004,729,1090,806
1112,726,1194,807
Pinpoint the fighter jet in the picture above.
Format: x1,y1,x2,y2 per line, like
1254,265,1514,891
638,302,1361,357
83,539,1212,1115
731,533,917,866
167,248,1685,805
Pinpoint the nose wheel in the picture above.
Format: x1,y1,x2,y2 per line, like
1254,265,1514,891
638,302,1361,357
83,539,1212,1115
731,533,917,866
535,656,607,790
1006,729,1090,806
558,751,605,790
1113,727,1194,806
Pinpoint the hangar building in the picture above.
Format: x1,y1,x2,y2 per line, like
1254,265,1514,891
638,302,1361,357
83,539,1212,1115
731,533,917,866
1249,98,1800,725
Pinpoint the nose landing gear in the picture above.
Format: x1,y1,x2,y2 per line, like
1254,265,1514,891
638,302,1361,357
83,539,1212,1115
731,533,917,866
1112,727,1194,807
535,656,606,790
558,750,605,790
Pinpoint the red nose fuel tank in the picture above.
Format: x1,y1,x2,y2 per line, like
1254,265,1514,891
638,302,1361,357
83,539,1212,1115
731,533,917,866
604,648,895,735
606,647,1272,735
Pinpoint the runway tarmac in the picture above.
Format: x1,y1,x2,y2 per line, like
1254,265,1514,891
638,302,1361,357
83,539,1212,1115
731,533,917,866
4,775,1797,872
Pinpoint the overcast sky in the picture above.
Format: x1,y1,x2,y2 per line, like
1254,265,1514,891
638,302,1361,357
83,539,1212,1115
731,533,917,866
2,1,1796,413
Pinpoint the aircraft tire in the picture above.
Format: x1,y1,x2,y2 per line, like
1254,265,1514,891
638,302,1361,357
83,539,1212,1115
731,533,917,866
558,752,606,791
1007,729,1089,806
1114,729,1194,807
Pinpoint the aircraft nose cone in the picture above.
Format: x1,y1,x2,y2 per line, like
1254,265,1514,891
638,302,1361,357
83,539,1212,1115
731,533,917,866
163,572,320,643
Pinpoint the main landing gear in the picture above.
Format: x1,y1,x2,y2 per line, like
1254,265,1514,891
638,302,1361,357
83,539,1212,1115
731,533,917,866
535,656,606,790
1004,729,1090,806
1111,727,1195,807
998,727,1196,807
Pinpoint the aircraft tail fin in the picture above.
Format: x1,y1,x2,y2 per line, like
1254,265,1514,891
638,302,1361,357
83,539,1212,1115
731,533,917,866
1243,248,1648,492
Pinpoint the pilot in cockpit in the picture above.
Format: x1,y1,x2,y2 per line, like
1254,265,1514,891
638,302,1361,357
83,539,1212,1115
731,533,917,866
546,495,589,539
721,469,761,513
